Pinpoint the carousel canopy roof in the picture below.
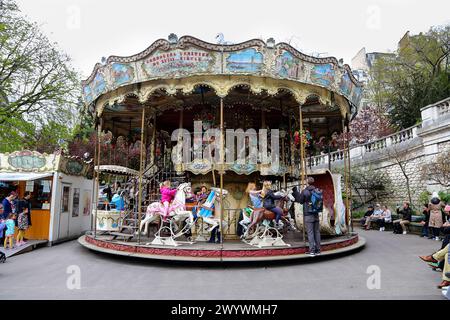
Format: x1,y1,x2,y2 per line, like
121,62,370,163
94,165,139,176
82,35,363,116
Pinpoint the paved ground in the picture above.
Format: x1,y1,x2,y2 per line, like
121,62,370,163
0,228,446,300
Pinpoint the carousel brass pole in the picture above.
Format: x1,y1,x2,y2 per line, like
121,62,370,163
288,113,293,168
212,168,216,187
152,114,157,166
282,129,286,190
219,97,224,247
90,127,97,233
137,107,146,245
345,116,353,233
299,104,306,245
94,118,102,239
342,118,350,234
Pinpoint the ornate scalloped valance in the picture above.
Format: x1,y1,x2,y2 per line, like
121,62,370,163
82,36,363,114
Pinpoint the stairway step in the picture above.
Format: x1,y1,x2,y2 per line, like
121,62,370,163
121,225,138,229
110,232,134,238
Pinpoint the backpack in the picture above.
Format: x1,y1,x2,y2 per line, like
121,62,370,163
393,222,403,234
308,188,323,214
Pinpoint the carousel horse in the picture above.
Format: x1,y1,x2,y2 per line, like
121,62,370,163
194,187,229,235
151,186,229,246
181,187,230,242
243,190,296,240
137,182,193,236
239,189,295,238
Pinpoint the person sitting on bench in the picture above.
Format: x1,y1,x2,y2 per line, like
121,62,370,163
377,205,392,231
419,244,450,289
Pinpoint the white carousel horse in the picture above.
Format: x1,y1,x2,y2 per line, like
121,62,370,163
189,187,229,242
151,187,229,246
137,182,193,236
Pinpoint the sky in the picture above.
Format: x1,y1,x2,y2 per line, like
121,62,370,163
15,0,450,80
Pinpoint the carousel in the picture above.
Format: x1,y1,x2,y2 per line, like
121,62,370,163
78,35,365,262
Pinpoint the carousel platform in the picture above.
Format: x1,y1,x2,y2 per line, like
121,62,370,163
78,233,365,262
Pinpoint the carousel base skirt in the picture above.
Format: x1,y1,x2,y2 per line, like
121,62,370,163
78,233,365,262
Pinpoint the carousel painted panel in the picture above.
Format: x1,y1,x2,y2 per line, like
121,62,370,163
274,50,307,82
110,62,135,87
95,210,123,232
339,71,354,98
309,63,336,88
140,47,218,79
83,84,94,104
92,71,107,98
225,48,264,74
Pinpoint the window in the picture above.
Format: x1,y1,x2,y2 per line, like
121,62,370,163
30,179,52,210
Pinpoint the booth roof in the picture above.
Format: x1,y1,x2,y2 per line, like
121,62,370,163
0,172,53,181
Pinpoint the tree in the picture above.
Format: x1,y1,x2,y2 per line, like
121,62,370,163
369,25,450,128
421,148,450,188
341,105,393,146
0,0,81,152
335,166,392,208
383,141,419,205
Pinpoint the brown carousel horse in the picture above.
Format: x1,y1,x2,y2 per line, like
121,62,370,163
245,195,293,239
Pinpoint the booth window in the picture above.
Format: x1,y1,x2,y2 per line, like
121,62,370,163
30,179,52,209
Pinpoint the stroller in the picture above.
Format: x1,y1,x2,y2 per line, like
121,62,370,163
0,221,6,263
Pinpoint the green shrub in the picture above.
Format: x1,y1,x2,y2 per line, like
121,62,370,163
352,211,366,219
438,191,450,204
418,190,430,206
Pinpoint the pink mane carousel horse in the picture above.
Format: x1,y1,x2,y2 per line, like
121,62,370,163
137,182,194,237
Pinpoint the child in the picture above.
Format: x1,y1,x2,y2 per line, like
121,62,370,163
16,207,29,246
196,186,209,203
4,213,16,249
160,180,177,220
245,182,263,208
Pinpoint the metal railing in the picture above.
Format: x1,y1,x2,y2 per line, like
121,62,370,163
308,123,421,168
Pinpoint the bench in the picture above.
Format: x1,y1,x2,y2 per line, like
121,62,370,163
356,215,425,234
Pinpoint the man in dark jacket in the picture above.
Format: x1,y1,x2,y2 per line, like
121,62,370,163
394,201,412,234
361,205,374,226
293,177,321,256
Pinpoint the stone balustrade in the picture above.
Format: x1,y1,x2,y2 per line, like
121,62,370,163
308,97,450,170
